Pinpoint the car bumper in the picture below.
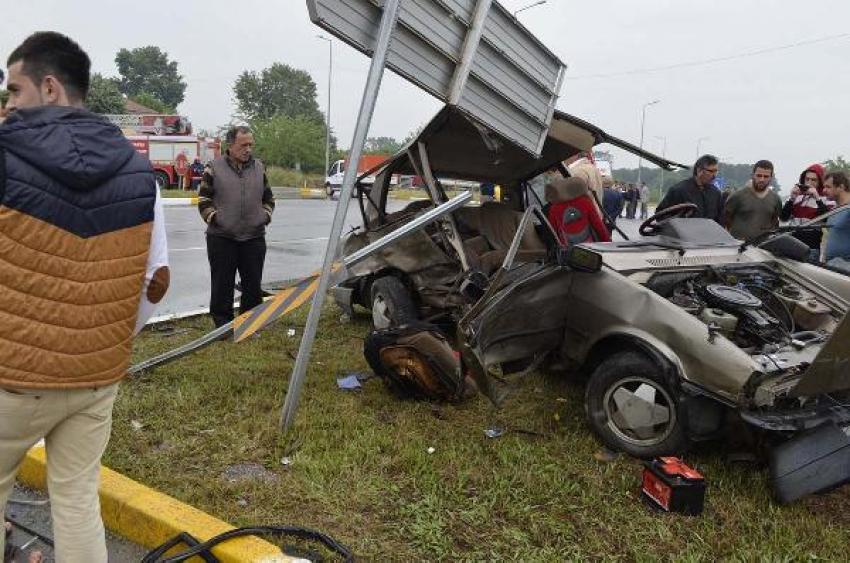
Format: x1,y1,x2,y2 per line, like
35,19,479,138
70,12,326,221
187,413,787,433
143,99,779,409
740,403,850,433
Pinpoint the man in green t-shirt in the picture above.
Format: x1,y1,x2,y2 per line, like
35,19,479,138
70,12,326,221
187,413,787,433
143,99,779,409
724,160,782,242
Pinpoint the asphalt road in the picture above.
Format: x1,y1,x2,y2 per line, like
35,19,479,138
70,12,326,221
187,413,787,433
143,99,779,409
158,199,647,319
5,484,147,562
158,198,381,318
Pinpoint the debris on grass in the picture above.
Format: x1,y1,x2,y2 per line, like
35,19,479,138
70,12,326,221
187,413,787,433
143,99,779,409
336,374,362,391
221,463,279,484
594,448,621,463
484,426,505,439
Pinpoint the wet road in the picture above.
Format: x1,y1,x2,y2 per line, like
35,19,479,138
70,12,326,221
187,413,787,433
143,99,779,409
158,198,379,318
158,199,646,319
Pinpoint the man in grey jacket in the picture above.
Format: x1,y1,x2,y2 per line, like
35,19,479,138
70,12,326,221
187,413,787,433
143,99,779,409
198,126,275,327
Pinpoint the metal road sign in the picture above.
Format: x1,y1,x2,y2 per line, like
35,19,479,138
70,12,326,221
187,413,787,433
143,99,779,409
306,0,566,156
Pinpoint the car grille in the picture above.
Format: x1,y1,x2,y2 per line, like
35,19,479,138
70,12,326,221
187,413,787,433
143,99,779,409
646,255,743,267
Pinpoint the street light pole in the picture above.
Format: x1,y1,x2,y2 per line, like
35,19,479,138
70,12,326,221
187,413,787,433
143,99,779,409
317,35,333,177
514,0,546,16
696,136,709,161
636,99,660,188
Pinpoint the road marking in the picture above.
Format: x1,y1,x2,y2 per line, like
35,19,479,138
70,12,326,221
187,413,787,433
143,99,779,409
170,237,330,253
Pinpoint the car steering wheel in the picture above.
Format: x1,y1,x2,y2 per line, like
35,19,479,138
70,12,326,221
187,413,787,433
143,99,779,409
639,203,699,236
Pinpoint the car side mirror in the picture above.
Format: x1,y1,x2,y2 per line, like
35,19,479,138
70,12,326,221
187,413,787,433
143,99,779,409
558,245,603,272
759,233,810,262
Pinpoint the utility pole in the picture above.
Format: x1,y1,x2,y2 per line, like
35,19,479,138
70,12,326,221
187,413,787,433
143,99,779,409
696,136,709,161
636,99,660,188
317,35,333,176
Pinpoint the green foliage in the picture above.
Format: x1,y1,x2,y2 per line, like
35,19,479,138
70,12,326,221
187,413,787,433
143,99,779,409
0,89,8,108
233,62,323,123
364,136,402,155
115,46,186,109
252,114,326,171
824,155,850,174
265,166,325,188
86,73,125,114
130,92,174,114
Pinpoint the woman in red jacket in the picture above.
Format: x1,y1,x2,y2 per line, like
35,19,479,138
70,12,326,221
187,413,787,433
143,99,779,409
546,176,611,246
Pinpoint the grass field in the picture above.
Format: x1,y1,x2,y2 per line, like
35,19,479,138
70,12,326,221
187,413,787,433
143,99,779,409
114,304,850,560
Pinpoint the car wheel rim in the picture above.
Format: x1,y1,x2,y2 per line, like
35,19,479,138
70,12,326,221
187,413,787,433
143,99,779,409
372,295,392,329
602,376,675,447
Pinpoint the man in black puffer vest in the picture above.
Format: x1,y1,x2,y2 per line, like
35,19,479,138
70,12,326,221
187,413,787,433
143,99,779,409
0,32,169,561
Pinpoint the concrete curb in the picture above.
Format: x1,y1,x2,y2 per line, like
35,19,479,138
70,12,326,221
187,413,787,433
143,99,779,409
18,446,294,562
161,197,199,206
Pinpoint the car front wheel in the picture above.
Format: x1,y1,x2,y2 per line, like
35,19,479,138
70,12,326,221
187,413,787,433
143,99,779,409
370,276,417,330
585,351,687,458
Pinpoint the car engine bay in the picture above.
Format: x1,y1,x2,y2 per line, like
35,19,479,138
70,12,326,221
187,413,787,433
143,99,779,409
646,264,844,406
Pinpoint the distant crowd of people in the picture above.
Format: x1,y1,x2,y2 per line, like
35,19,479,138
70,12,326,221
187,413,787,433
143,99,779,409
543,153,850,272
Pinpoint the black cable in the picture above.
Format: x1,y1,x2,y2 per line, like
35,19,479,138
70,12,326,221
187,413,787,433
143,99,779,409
142,525,354,563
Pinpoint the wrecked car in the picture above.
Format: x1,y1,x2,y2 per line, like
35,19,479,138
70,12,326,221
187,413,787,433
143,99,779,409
333,106,850,480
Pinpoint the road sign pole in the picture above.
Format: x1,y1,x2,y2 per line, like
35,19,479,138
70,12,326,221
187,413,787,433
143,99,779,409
280,0,402,430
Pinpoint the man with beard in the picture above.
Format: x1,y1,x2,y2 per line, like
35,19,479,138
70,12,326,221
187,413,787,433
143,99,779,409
657,154,723,223
724,160,782,241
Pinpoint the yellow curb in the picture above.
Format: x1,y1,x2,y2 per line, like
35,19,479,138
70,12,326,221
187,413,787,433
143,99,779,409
298,188,325,199
18,446,295,562
190,197,199,205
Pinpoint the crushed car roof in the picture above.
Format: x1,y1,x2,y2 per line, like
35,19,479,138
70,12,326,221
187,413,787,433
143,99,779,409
364,105,688,185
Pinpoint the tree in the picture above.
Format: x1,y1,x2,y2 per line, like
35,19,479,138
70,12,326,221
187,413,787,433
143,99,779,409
115,46,186,109
233,63,323,123
364,136,402,155
251,114,326,171
130,92,174,114
86,73,125,114
823,156,850,175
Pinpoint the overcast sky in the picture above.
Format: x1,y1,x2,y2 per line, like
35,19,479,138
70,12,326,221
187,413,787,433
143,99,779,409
3,0,849,189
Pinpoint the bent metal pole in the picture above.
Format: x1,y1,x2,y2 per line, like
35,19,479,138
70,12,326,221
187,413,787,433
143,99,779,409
280,0,403,430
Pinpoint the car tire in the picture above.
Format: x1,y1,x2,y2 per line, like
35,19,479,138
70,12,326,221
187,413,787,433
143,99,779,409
325,183,335,200
370,276,417,330
154,170,171,190
585,351,687,458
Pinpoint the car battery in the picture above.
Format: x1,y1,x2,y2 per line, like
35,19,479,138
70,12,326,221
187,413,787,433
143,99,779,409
641,457,706,515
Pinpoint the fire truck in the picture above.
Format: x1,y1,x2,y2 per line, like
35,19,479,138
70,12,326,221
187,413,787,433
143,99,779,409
106,113,221,189
126,135,220,189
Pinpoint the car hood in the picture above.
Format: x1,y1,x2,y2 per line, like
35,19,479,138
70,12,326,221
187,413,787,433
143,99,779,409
791,312,850,397
362,105,687,185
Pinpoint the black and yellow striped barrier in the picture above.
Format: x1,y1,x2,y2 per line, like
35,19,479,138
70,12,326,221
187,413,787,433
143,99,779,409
129,264,341,374
232,264,340,342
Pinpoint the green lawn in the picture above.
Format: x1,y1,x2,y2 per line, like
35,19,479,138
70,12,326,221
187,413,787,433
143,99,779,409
159,188,196,198
112,305,850,560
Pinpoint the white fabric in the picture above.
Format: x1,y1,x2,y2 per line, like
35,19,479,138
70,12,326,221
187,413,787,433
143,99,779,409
135,187,169,334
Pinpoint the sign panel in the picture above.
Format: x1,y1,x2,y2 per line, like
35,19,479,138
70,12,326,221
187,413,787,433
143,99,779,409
306,0,566,156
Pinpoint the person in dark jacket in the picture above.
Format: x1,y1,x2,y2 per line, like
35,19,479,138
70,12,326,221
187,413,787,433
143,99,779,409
657,154,723,223
0,32,169,562
601,177,624,232
198,126,275,327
